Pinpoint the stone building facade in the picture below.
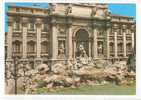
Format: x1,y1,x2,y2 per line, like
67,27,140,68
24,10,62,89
5,3,135,68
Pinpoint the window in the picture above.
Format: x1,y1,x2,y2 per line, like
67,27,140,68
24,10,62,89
13,41,21,53
14,21,20,31
41,41,48,54
42,23,48,32
126,43,132,53
28,18,35,31
117,43,123,53
28,22,35,31
109,42,114,53
27,41,35,53
16,8,20,12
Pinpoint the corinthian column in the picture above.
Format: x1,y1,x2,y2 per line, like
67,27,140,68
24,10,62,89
89,38,92,57
34,18,42,66
113,24,118,58
93,28,98,59
114,31,117,58
66,24,73,60
22,17,28,59
36,18,42,58
51,19,58,59
7,16,13,60
123,25,127,57
114,31,118,58
106,27,110,59
131,25,135,50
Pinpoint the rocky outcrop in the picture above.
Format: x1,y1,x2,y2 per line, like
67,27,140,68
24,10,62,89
24,60,135,94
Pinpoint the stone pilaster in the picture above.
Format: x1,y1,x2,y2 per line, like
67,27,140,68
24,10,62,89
123,25,127,57
131,25,135,50
114,31,118,58
36,18,42,58
35,18,42,66
7,16,13,60
113,24,118,58
106,27,110,59
89,37,92,57
22,17,28,59
93,28,98,58
72,37,76,59
66,24,73,60
131,32,134,50
51,18,58,59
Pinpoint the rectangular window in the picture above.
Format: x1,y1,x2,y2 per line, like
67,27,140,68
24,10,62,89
14,21,20,31
42,23,48,32
28,22,35,31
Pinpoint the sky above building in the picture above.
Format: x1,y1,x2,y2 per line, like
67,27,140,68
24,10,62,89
5,3,136,32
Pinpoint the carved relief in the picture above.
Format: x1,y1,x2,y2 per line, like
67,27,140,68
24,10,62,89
57,25,66,34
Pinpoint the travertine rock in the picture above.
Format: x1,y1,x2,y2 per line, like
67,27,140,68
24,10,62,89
36,64,49,74
52,63,66,75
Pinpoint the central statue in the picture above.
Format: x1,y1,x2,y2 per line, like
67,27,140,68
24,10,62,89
78,43,88,65
79,43,88,58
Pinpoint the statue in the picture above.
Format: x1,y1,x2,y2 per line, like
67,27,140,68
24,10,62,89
65,4,72,15
78,43,88,65
58,43,65,59
98,43,103,56
79,43,88,58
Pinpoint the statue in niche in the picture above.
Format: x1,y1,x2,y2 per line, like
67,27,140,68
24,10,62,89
79,43,88,58
98,43,103,56
58,43,65,59
77,43,88,65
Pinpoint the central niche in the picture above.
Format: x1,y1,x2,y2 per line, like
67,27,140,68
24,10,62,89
75,29,89,57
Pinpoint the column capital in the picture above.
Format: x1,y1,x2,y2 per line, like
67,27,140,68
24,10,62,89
51,18,57,26
122,24,127,29
22,17,28,27
36,18,42,27
113,24,119,29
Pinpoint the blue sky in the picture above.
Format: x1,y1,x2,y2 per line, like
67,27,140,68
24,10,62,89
5,3,136,32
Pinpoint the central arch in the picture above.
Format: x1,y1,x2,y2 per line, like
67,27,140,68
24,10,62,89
75,29,89,57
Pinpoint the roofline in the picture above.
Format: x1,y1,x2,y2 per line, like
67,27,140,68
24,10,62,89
111,14,134,19
8,5,49,10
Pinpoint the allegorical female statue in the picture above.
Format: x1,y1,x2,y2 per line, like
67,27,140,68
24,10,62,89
58,43,65,59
